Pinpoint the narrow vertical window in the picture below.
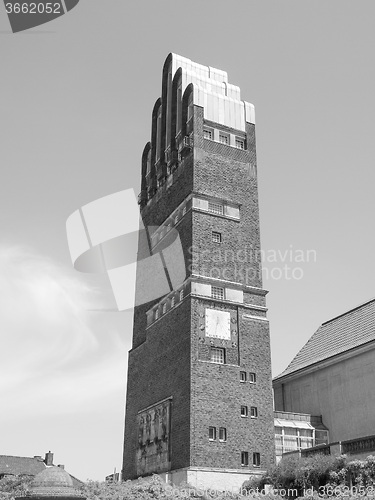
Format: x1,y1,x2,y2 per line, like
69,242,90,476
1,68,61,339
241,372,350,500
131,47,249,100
219,132,229,145
187,92,194,122
146,149,151,175
249,373,256,383
241,406,248,417
219,427,227,442
253,453,260,467
204,128,213,140
176,80,182,137
208,426,216,441
235,138,245,150
212,231,222,243
171,296,175,308
179,289,184,301
241,452,249,466
250,407,258,418
165,65,172,150
156,105,162,161
240,371,247,382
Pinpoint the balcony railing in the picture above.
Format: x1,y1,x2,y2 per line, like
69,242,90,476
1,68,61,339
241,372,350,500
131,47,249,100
342,435,375,455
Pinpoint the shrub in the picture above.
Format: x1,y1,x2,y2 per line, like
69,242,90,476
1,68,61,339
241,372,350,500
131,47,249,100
243,454,351,496
83,475,249,500
0,475,33,500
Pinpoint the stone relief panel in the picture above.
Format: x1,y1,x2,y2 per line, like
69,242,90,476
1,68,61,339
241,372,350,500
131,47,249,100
136,398,171,475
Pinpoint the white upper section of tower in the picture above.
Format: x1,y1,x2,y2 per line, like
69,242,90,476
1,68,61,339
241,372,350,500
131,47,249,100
167,53,255,132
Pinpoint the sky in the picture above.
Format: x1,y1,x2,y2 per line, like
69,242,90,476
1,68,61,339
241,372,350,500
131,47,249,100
1,0,375,482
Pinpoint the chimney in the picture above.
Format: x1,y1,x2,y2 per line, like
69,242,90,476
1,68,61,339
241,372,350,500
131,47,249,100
57,465,65,470
44,451,54,466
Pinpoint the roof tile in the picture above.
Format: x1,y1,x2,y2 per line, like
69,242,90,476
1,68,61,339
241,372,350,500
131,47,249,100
275,298,375,379
0,456,46,476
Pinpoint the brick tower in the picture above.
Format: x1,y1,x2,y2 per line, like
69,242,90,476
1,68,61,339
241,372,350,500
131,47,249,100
122,54,275,489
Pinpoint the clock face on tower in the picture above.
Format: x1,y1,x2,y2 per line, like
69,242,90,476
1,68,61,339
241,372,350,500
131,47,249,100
205,309,231,339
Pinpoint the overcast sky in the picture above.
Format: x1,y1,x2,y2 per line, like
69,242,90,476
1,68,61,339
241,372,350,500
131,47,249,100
1,0,375,482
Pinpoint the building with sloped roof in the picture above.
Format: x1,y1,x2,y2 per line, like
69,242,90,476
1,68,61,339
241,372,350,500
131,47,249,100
273,298,375,446
0,455,46,479
0,452,83,488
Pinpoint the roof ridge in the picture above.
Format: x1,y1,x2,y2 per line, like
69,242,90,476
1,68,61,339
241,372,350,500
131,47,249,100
322,297,375,326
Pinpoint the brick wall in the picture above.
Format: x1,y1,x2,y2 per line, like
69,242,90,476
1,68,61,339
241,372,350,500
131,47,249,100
123,100,275,480
123,300,192,479
188,108,275,471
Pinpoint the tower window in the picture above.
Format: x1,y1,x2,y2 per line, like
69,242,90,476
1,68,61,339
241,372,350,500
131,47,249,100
212,231,222,243
155,309,159,320
179,289,184,301
219,427,227,442
162,303,167,314
203,128,213,140
171,296,175,308
241,405,248,417
235,138,245,150
208,426,216,441
175,214,179,224
210,347,225,364
253,453,260,467
208,202,224,215
240,371,247,382
249,372,256,383
219,133,229,145
211,286,225,300
182,206,187,216
250,406,258,418
241,452,249,467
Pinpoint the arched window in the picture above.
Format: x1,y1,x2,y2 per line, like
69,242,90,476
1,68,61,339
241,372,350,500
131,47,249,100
170,68,182,153
165,65,172,151
156,105,162,162
140,143,151,207
182,84,194,137
187,92,193,122
176,78,182,139
146,149,151,176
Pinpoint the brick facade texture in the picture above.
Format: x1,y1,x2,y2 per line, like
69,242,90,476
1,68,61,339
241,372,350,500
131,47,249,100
123,103,275,480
